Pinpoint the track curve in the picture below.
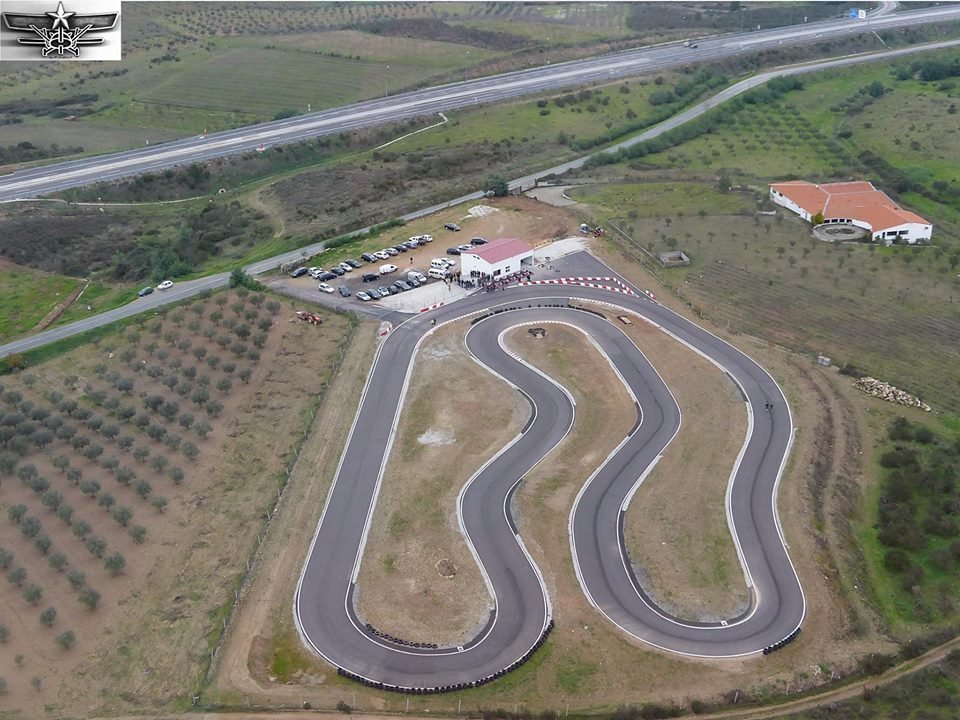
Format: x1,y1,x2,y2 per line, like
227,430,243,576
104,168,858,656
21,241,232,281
294,271,804,689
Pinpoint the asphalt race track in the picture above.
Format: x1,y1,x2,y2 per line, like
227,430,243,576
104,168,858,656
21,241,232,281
295,255,804,691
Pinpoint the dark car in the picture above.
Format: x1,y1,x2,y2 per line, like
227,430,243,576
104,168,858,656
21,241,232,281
444,223,461,232
470,237,487,245
290,267,309,278
446,247,461,255
393,280,412,291
393,244,408,253
330,266,346,276
317,271,337,281
403,240,419,249
361,272,379,283
360,252,377,263
345,258,362,268
338,286,351,297
385,285,400,295
137,286,154,297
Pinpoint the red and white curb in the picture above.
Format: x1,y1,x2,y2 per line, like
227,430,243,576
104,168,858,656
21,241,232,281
519,276,637,296
419,301,445,313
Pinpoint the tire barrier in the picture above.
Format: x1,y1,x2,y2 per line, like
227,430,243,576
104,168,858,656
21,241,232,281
364,623,439,650
762,626,801,655
338,619,555,694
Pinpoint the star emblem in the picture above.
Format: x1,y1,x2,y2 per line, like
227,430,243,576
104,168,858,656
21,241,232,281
45,2,74,30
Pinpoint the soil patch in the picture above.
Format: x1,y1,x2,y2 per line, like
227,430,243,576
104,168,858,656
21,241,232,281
355,322,525,646
591,301,750,621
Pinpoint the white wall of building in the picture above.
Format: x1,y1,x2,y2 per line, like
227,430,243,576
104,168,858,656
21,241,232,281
872,222,932,245
769,188,811,221
461,249,534,280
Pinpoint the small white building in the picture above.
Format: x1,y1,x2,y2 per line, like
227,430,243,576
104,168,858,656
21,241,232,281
460,238,534,282
769,180,932,244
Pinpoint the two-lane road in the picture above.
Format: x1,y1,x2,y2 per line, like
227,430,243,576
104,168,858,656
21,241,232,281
2,4,959,202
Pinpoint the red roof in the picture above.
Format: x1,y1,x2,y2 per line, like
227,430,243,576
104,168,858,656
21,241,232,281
770,181,929,232
463,238,533,265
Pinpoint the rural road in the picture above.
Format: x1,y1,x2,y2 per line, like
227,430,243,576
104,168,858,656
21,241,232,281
1,3,959,202
294,253,803,690
2,35,957,361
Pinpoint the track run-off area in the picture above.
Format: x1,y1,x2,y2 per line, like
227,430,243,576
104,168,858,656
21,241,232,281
294,255,805,693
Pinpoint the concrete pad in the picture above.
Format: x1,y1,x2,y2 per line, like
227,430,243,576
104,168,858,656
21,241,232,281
524,186,579,206
533,236,591,263
374,280,475,313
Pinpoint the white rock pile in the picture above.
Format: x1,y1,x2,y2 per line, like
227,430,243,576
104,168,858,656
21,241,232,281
854,376,931,412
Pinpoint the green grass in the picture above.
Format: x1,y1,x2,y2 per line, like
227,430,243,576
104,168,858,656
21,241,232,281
0,268,81,342
554,653,598,694
570,181,750,217
269,628,316,683
55,283,139,328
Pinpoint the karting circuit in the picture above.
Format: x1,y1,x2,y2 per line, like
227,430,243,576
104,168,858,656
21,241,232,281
294,255,804,693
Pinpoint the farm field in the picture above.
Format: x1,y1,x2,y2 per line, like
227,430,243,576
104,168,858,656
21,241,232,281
573,180,960,413
0,288,353,716
0,267,82,343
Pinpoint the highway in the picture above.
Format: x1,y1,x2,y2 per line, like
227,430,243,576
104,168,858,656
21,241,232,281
294,253,802,691
1,3,959,202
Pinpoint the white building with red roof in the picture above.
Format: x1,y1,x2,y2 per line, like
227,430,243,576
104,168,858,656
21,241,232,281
769,180,932,244
460,238,534,282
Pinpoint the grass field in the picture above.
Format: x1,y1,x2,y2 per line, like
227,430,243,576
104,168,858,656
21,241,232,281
573,181,960,412
0,268,81,342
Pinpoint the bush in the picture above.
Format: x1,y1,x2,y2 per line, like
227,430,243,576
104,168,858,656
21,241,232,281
56,630,75,649
23,583,42,605
39,607,56,627
151,496,168,512
129,525,147,544
112,506,133,526
79,587,100,609
104,552,126,575
67,569,85,590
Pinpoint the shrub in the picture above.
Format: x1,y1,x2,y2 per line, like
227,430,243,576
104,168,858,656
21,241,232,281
56,504,73,523
79,587,100,609
71,520,91,538
8,504,27,523
0,548,12,569
67,569,85,590
151,496,168,513
130,525,147,544
56,630,76,649
104,552,126,575
39,607,57,627
23,583,42,605
97,493,116,510
34,535,52,555
112,506,133,527
48,553,68,571
80,479,100,497
168,466,184,484
84,536,106,558
7,567,27,586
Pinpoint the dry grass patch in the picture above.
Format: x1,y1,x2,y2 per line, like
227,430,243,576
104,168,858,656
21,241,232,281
591,303,750,621
355,322,525,645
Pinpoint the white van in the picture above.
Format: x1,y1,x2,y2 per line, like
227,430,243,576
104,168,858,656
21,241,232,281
379,264,398,275
408,271,427,284
430,258,448,270
428,267,448,280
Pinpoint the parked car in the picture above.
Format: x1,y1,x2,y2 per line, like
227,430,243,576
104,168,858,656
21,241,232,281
337,262,353,273
361,272,379,283
338,286,351,297
393,280,411,291
356,291,372,302
360,252,377,263
446,247,461,255
374,250,391,260
383,247,399,256
137,286,154,297
290,267,309,278
403,240,420,249
379,264,398,275
444,223,461,231
318,283,335,293
470,237,487,245
157,280,174,290
330,266,346,276
385,285,400,295
317,271,337,281
376,286,392,298
457,244,473,252
419,234,433,243
393,244,408,253
345,258,362,268
407,277,421,288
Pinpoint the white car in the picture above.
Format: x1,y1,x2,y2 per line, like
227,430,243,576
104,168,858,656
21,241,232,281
356,291,372,302
318,283,335,293
156,280,174,290
433,257,456,268
337,262,353,273
308,268,324,279
383,247,399,256
374,250,391,260
379,264,398,275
